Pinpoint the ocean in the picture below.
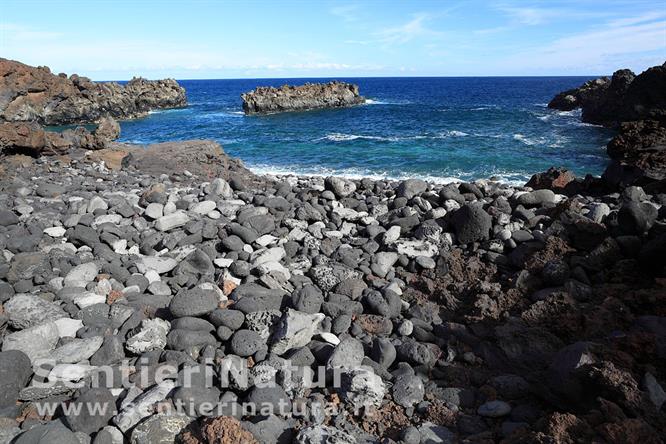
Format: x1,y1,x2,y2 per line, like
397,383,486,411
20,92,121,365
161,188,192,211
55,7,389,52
118,77,614,184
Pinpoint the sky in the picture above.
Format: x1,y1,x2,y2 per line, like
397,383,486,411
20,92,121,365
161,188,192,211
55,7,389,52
1,0,665,80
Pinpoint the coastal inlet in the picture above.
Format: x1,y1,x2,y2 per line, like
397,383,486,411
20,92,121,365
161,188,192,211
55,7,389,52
119,77,615,183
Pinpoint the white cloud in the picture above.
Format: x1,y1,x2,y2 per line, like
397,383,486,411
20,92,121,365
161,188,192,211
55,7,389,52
329,5,360,22
376,13,441,45
606,10,666,27
0,23,62,41
498,15,666,74
497,5,613,26
500,7,553,25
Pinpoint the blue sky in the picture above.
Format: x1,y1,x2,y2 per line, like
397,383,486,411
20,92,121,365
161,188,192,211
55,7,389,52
1,0,665,79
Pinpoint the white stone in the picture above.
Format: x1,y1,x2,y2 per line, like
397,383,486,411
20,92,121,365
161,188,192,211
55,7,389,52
95,279,113,296
341,368,386,409
73,292,106,308
144,269,161,283
190,200,216,215
93,214,122,227
271,309,325,355
255,261,291,280
113,380,176,432
163,201,177,215
251,247,286,266
135,256,179,274
113,239,128,254
44,227,66,237
255,234,277,247
332,207,367,221
394,239,439,258
208,178,233,198
318,332,341,345
64,262,99,287
87,196,108,213
155,211,189,231
372,252,399,278
383,226,401,244
126,318,170,354
144,203,164,220
213,258,234,268
54,318,84,338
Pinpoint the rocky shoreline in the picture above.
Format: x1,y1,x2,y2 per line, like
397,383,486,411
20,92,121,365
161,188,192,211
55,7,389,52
0,137,665,444
0,58,187,125
241,81,365,115
0,60,665,444
548,62,666,189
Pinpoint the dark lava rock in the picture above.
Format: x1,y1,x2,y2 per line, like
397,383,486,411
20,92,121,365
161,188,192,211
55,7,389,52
65,388,116,434
0,350,32,409
451,203,492,244
169,288,219,318
229,329,265,357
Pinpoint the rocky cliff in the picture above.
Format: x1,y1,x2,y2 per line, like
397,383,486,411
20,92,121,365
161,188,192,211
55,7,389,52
241,81,365,115
549,62,666,188
0,58,187,125
548,63,666,127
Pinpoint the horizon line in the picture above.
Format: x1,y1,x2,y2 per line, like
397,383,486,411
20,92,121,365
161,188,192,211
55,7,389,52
101,73,606,82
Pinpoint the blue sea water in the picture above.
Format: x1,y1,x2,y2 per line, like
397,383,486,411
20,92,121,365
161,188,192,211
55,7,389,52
118,77,614,184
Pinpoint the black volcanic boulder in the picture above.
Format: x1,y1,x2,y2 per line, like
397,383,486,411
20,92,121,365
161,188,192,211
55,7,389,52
451,202,492,244
0,350,32,410
617,201,658,235
169,288,219,318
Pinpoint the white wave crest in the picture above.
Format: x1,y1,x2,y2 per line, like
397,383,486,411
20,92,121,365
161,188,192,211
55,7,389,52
512,133,546,146
320,133,399,142
249,164,464,184
440,130,469,137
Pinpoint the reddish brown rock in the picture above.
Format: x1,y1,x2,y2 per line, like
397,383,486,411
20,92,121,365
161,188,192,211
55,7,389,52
0,117,120,156
178,416,258,444
525,167,577,194
118,139,262,183
603,120,666,186
0,58,186,125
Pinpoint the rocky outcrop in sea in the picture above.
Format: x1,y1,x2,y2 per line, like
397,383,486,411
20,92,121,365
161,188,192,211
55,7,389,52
0,58,187,125
241,81,365,115
549,62,666,188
